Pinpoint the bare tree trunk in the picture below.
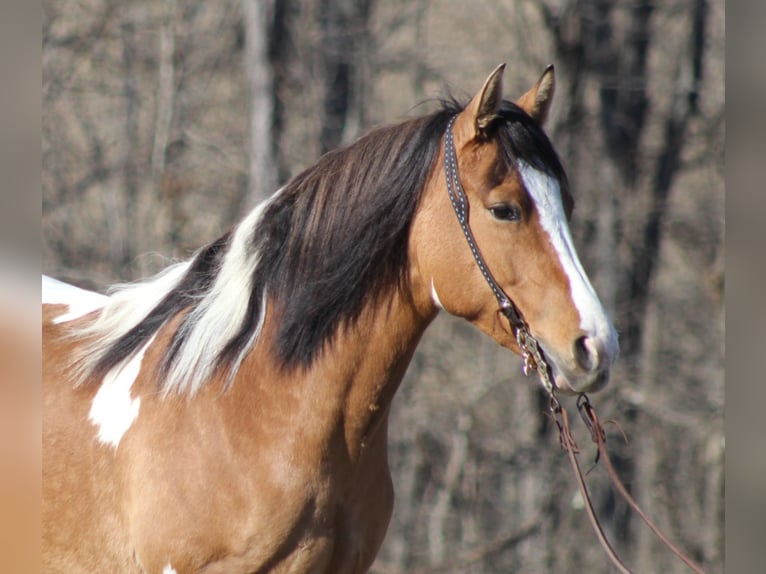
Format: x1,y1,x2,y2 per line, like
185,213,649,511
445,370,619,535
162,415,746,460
119,19,140,279
702,431,724,564
340,1,372,146
385,433,419,570
411,0,427,103
318,0,373,153
318,0,350,153
151,0,176,187
151,0,181,262
634,293,660,567
243,0,279,207
427,413,469,566
593,162,620,314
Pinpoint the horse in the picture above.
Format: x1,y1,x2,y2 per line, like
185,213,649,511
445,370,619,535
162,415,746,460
42,64,619,573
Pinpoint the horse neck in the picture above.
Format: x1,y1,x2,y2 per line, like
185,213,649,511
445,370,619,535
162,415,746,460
232,284,434,463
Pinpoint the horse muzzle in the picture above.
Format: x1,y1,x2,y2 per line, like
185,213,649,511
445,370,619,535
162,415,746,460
544,333,618,395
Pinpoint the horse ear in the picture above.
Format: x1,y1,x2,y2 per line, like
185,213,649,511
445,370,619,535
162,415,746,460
515,64,555,125
458,64,506,140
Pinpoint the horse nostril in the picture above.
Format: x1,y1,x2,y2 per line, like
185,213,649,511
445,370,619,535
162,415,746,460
573,335,600,373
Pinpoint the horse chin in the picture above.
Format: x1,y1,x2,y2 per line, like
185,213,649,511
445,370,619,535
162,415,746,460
546,354,610,395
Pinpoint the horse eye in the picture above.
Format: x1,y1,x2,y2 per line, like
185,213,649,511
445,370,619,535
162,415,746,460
489,205,521,222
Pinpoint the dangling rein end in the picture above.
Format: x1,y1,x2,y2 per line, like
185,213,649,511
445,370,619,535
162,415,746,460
548,392,707,574
574,394,706,574
505,295,705,573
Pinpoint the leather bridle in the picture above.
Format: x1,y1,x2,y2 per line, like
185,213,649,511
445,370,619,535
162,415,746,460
443,117,706,574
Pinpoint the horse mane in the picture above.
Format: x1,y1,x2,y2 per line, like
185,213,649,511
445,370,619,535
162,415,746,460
69,98,568,396
69,103,459,395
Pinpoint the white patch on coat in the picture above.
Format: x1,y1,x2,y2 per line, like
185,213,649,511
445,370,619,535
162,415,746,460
88,334,156,449
42,275,109,324
162,564,177,574
518,161,619,361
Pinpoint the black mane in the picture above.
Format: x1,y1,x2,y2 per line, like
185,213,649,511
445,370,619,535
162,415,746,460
232,104,459,367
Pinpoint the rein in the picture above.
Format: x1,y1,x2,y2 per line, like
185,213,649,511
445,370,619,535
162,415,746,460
443,116,705,574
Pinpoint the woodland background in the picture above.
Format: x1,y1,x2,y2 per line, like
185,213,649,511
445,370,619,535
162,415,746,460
42,0,724,572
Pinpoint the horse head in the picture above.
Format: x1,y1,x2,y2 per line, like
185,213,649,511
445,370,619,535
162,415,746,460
413,65,619,394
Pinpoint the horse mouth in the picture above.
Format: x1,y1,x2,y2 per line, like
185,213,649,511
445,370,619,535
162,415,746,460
525,330,617,395
547,359,610,395
557,367,609,394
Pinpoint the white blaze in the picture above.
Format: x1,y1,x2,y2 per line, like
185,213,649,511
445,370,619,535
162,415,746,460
517,161,618,359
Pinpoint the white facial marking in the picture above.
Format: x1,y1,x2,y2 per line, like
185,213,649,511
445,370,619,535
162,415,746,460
430,278,444,311
517,161,618,360
162,564,177,574
89,334,156,449
42,275,108,323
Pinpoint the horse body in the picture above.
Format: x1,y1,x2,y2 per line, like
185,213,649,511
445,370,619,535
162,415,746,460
44,291,427,572
43,65,619,573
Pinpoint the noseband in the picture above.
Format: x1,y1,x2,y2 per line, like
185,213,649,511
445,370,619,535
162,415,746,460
443,115,556,399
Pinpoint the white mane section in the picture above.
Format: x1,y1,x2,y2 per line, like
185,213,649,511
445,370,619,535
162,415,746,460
160,199,273,396
42,275,109,323
68,261,191,384
69,189,281,396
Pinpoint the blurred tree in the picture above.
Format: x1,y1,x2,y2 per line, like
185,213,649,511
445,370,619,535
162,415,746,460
243,0,283,206
317,0,374,151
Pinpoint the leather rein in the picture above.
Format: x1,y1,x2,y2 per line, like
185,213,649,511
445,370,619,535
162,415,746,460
443,116,705,574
